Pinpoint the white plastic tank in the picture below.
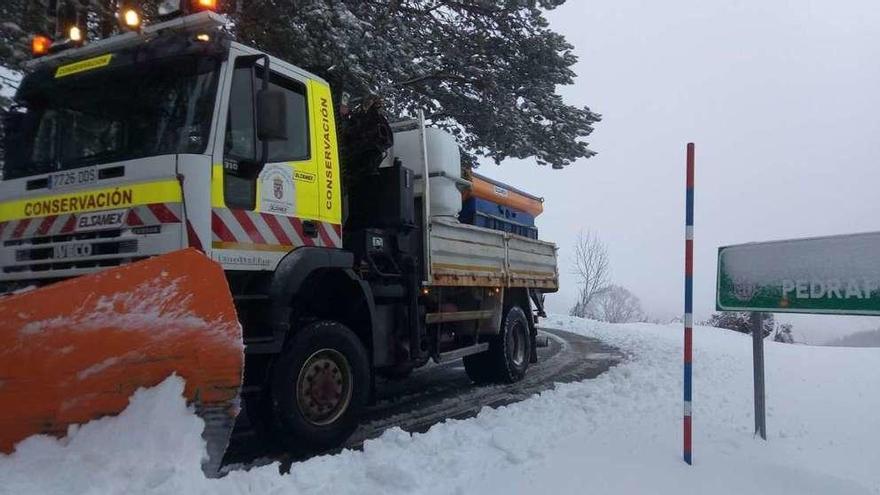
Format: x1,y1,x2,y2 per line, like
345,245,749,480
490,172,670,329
392,128,462,218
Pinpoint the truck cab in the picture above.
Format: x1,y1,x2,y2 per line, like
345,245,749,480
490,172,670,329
0,12,341,285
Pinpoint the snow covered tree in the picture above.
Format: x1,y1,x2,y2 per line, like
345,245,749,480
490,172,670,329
0,0,54,72
706,311,774,338
1,1,599,169
232,0,600,169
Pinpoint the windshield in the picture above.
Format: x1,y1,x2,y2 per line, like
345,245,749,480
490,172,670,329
4,54,220,180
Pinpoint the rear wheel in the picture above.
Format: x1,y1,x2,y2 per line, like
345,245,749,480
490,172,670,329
271,320,370,451
463,305,531,384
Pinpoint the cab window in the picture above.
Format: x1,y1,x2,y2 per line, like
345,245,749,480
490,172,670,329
264,72,309,162
223,59,309,209
224,59,256,161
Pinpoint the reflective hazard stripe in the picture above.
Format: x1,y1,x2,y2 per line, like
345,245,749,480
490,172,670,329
145,203,181,224
316,222,334,247
211,211,236,243
36,216,57,236
231,209,267,245
325,222,343,248
289,217,314,248
211,208,342,250
11,218,32,239
126,204,182,226
60,215,77,233
262,214,293,246
0,203,182,241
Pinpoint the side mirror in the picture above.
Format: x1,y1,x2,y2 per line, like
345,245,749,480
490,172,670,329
257,89,287,141
227,54,286,181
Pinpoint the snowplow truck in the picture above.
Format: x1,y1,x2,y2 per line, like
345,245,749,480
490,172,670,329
0,10,558,474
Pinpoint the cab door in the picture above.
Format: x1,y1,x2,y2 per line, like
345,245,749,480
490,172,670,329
211,50,320,266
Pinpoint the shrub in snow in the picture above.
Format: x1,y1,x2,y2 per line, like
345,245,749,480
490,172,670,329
705,311,775,338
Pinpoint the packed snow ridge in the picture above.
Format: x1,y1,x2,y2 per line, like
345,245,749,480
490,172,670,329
1,315,878,495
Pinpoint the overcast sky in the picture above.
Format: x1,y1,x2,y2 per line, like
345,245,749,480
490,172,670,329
480,0,880,344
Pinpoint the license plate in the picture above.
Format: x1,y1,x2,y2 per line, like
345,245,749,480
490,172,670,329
49,167,98,190
75,208,127,232
54,242,92,259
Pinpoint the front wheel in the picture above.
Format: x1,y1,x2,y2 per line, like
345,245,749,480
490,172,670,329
271,320,370,452
463,305,532,384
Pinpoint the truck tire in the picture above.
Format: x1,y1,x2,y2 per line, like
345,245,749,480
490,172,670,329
271,320,370,452
463,305,531,384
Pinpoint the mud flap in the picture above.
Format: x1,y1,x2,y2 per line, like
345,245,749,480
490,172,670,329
0,249,242,476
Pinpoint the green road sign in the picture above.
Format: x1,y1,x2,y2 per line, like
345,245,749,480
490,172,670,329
717,232,880,315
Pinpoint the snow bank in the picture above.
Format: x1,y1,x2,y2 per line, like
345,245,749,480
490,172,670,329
1,317,878,494
0,376,206,495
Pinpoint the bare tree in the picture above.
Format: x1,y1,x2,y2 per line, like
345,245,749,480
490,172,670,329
569,230,610,318
588,285,644,323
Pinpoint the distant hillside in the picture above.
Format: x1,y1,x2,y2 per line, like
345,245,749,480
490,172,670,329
826,328,880,347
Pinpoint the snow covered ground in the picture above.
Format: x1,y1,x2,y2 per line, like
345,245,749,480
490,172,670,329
1,315,878,495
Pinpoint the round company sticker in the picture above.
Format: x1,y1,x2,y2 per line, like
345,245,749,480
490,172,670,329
260,164,295,215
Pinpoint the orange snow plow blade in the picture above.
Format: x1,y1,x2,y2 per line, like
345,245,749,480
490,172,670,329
0,249,242,474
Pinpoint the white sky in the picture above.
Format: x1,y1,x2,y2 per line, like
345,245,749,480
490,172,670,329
480,0,880,344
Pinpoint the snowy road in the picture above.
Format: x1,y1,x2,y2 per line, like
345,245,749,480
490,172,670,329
225,328,623,469
354,328,624,444
4,316,878,494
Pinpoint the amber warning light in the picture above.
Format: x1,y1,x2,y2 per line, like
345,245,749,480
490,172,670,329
68,26,83,44
159,0,220,18
120,8,142,29
31,35,52,57
194,0,218,11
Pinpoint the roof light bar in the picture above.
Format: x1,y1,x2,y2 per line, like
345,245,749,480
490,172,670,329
24,11,228,69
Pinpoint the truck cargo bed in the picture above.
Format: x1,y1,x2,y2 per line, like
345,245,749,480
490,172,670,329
427,217,558,290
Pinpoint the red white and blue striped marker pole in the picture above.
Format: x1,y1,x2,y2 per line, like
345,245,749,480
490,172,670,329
683,142,695,465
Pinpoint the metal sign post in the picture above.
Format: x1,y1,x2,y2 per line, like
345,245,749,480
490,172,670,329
750,312,766,440
683,143,694,465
